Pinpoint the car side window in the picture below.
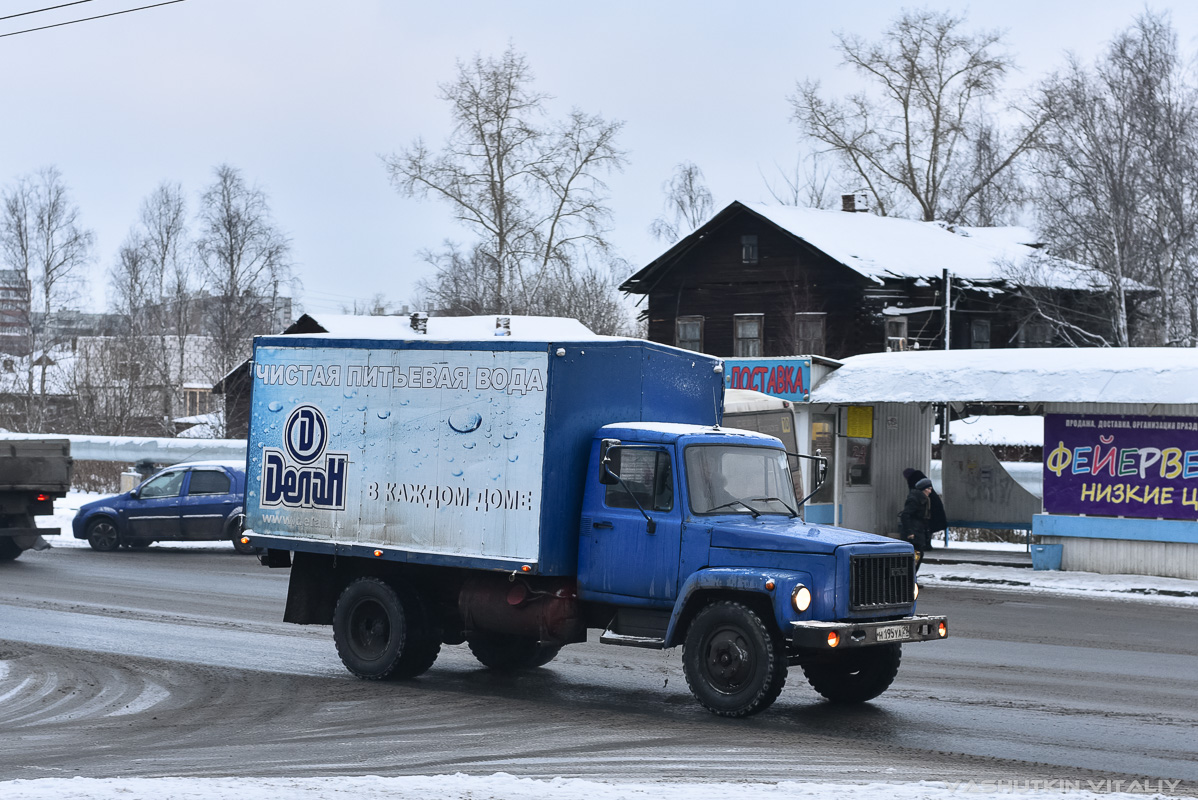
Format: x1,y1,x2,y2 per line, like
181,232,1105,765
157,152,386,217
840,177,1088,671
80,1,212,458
140,470,185,498
188,470,231,495
604,449,673,512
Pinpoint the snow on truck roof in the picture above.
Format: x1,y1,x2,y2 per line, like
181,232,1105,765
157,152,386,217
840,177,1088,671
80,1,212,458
281,314,611,342
810,347,1198,406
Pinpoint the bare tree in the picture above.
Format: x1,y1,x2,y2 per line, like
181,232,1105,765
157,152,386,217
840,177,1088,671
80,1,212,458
195,165,291,391
792,9,1042,223
384,45,631,332
0,167,94,431
760,150,841,209
650,162,714,242
1032,11,1198,346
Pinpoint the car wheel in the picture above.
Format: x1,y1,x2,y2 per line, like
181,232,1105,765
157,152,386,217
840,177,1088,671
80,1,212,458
86,519,121,552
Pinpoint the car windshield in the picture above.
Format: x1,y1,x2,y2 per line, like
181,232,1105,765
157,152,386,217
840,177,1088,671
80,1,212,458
685,444,798,516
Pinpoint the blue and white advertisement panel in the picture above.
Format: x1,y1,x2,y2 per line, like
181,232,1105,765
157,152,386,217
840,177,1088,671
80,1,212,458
246,346,548,563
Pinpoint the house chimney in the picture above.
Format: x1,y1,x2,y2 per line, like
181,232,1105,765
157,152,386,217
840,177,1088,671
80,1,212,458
841,193,870,213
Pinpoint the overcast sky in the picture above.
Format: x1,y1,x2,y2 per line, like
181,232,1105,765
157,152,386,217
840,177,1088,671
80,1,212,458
5,0,1198,318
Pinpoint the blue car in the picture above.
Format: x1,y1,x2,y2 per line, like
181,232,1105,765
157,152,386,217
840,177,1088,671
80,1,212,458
72,461,250,553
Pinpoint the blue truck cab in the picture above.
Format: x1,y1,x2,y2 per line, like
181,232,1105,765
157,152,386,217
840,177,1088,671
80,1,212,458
245,327,945,717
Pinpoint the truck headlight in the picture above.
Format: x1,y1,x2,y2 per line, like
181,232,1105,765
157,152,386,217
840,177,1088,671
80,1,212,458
791,584,812,612
913,582,920,600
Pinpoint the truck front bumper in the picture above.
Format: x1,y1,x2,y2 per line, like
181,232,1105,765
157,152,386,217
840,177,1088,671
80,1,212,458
787,614,947,650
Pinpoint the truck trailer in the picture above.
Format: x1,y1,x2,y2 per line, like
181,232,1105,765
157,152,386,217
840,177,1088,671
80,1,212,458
0,438,72,560
245,330,945,717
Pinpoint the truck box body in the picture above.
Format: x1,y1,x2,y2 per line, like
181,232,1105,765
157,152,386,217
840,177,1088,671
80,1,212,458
245,336,724,575
0,439,72,492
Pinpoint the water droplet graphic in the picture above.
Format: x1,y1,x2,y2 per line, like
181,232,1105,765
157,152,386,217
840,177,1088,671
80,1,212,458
451,469,463,477
449,409,483,433
410,447,420,454
503,431,518,440
463,442,476,450
267,401,284,412
357,405,368,412
508,455,519,463
377,410,391,420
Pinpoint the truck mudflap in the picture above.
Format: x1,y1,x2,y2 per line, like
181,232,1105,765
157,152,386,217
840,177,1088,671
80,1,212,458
787,614,947,650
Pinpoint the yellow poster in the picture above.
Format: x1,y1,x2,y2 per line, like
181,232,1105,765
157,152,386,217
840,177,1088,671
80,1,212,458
846,406,873,439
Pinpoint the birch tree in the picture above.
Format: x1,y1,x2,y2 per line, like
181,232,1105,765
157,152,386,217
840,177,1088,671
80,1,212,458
385,45,631,334
650,162,714,242
792,9,1042,223
0,167,94,431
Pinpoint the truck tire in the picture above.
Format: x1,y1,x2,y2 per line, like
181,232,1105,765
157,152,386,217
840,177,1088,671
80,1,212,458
682,601,788,717
87,519,121,552
466,633,560,671
802,643,902,704
0,538,21,561
332,577,440,680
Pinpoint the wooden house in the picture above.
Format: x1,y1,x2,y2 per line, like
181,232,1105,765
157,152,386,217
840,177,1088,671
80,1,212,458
621,199,1141,359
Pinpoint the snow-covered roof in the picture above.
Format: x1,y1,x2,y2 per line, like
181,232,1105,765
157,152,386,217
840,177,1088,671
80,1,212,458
744,203,1099,289
290,314,606,342
937,415,1043,447
810,348,1198,405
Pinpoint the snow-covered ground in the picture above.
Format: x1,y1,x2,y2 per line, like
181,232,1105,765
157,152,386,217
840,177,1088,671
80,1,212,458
1,774,1191,800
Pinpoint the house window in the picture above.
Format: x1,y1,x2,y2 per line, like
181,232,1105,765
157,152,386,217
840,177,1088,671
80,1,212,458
733,314,763,357
741,235,758,264
1019,322,1052,347
184,386,212,417
885,317,908,351
676,315,704,352
971,319,991,349
793,312,826,355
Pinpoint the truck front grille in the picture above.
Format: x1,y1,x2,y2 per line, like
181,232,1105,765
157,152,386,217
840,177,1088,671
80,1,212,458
849,553,915,611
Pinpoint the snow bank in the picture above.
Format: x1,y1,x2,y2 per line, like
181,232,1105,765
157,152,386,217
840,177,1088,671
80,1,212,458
290,314,606,342
1,775,1190,800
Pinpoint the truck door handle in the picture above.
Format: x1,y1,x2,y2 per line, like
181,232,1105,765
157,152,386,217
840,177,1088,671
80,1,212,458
593,521,613,529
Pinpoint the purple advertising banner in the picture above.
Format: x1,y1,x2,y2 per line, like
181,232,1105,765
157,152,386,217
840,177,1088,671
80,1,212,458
1043,413,1198,521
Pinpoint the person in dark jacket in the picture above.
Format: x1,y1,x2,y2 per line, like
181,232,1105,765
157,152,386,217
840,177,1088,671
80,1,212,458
900,477,934,565
903,467,947,539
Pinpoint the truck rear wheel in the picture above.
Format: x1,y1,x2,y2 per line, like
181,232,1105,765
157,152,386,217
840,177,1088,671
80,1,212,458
802,643,902,704
682,601,787,717
87,519,121,552
466,633,560,671
332,577,440,680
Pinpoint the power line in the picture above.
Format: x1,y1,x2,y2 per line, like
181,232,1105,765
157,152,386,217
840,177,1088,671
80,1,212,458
0,1,93,23
0,0,184,38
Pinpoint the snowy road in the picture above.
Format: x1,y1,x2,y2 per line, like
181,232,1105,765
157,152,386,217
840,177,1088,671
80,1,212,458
1,545,1196,791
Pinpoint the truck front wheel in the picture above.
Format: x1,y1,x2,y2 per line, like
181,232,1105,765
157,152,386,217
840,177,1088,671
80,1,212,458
466,633,560,671
682,601,787,717
801,642,902,704
332,577,440,680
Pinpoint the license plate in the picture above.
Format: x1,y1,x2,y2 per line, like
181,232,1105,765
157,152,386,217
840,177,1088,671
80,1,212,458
876,624,911,642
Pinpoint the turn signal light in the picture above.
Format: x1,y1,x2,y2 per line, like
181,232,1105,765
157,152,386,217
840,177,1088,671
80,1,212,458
764,579,775,591
373,550,384,557
240,536,250,545
521,565,532,572
938,621,947,638
827,631,839,648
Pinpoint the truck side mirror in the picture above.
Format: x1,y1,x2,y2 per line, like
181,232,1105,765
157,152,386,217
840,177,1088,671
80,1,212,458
599,438,621,485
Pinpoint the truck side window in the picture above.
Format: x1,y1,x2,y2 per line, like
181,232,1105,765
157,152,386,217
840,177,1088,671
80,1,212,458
605,449,673,512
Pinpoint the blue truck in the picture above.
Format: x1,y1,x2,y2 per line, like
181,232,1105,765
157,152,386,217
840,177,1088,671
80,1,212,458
245,332,946,717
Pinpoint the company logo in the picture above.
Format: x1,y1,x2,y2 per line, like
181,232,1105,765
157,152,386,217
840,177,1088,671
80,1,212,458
262,405,349,510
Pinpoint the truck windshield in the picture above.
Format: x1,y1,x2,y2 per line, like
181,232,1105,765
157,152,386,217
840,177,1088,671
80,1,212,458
685,444,798,516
